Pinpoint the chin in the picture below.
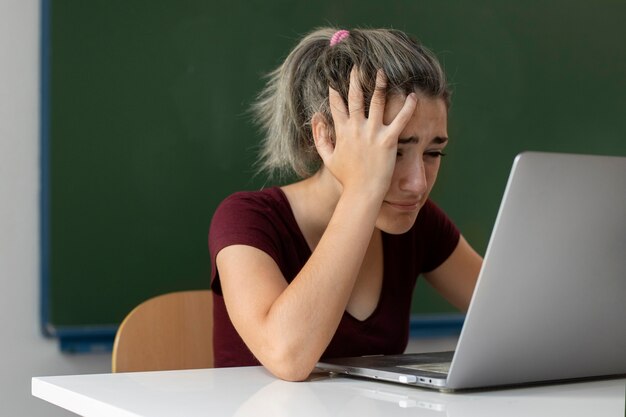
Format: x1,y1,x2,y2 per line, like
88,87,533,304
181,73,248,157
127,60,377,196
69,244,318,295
375,206,420,235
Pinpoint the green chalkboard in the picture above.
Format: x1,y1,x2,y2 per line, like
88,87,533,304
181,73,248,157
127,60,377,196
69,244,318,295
43,0,626,339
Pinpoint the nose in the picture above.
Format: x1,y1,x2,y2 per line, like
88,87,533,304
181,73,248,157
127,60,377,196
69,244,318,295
399,159,428,196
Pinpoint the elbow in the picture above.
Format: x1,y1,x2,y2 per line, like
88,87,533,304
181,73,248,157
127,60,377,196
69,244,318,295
271,364,314,382
261,346,318,382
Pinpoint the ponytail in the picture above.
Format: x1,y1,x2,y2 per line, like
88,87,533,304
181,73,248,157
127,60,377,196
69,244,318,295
252,27,450,181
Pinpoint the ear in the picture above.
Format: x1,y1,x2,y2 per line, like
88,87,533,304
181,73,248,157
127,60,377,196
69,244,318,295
311,113,334,161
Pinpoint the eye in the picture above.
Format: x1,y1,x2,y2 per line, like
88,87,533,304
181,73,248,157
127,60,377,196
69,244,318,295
425,150,447,158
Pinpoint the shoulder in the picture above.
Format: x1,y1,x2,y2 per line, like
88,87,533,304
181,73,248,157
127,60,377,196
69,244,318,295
211,186,290,234
211,187,290,227
209,187,299,258
411,199,461,272
414,199,457,234
215,187,288,214
209,187,307,291
418,199,446,220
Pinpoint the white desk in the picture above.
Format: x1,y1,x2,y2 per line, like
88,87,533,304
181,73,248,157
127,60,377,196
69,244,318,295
33,366,625,417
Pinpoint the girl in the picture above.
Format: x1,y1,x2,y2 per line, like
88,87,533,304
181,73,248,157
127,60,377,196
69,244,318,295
209,27,482,381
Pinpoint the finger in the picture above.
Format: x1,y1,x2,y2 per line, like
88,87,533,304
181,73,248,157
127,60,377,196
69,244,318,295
387,93,418,137
347,66,365,117
328,86,348,123
368,69,388,123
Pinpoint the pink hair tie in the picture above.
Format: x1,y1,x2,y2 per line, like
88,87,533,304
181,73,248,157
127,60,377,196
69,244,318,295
330,30,350,46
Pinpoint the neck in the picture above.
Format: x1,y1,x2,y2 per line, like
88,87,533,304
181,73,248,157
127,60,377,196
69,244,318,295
281,168,343,250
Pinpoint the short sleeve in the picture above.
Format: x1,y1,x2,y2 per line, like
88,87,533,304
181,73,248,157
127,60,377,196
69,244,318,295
208,192,283,295
417,200,461,273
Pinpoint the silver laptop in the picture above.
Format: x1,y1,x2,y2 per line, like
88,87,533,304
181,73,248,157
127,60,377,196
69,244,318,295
317,151,626,391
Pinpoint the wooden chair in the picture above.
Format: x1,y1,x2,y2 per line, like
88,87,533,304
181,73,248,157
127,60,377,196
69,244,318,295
112,290,213,372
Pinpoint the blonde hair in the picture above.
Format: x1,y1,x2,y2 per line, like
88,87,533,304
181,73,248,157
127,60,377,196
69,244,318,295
252,27,450,180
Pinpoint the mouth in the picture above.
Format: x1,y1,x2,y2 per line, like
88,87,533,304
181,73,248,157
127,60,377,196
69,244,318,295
383,200,422,212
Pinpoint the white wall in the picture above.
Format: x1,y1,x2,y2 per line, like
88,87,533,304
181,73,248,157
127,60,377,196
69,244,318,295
0,1,111,415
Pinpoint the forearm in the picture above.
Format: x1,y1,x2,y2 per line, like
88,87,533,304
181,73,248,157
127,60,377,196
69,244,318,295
263,191,380,375
219,190,382,381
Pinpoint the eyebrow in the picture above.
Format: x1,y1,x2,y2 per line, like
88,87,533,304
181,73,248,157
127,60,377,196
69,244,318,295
398,136,449,145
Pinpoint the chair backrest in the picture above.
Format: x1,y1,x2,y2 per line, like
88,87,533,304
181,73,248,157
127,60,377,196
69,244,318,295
112,290,213,372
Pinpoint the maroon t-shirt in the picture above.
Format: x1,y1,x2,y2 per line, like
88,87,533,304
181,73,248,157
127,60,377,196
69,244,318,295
208,187,460,368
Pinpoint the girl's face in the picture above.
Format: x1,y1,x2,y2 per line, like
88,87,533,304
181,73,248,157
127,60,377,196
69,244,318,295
376,94,448,234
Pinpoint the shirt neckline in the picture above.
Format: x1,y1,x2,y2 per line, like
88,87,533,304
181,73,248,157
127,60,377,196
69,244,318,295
267,186,387,324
